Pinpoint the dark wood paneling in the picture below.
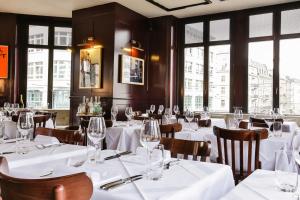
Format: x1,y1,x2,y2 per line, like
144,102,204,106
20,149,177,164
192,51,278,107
0,13,17,105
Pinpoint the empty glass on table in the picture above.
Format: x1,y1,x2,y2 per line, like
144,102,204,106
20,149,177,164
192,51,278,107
12,103,19,115
149,144,165,180
111,105,118,126
16,112,34,154
185,109,194,130
233,108,243,128
150,105,156,115
0,113,5,143
173,105,180,115
87,117,106,163
158,105,164,115
164,108,172,124
125,106,133,125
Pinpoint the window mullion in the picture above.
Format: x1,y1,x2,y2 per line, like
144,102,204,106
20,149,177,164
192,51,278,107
48,25,54,109
273,10,281,109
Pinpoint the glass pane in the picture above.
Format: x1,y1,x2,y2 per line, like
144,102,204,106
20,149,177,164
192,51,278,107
54,27,72,46
208,45,230,112
28,25,48,45
27,48,49,108
249,13,273,38
210,19,230,41
185,22,203,44
281,9,300,35
280,38,300,114
53,50,71,109
184,47,204,111
248,41,273,113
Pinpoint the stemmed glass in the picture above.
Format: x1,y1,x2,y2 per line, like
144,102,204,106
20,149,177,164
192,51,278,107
16,112,34,154
164,108,172,124
173,105,180,115
0,113,5,143
12,103,19,115
150,105,155,115
125,107,133,126
111,105,118,126
265,110,275,130
233,108,243,128
158,105,164,115
202,106,210,120
185,109,194,130
3,102,10,116
273,108,282,119
87,117,106,163
140,119,161,179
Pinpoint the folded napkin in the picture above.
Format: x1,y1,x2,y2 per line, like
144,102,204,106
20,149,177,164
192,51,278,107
87,171,122,187
34,135,60,145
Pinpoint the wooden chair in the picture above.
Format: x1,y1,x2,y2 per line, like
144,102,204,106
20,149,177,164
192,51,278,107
35,127,84,145
239,120,249,129
249,117,284,131
0,172,93,200
213,126,268,184
36,111,57,128
63,126,79,131
197,119,211,127
33,114,50,137
159,123,182,138
160,137,210,162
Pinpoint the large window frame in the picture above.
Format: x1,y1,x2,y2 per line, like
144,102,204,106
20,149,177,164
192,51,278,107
18,16,72,109
181,16,232,112
179,2,300,114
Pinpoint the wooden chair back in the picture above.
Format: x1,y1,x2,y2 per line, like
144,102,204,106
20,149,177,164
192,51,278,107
159,123,182,138
197,119,211,127
249,117,284,131
36,111,57,128
160,137,210,162
0,172,93,200
35,127,84,145
213,126,268,183
33,114,49,137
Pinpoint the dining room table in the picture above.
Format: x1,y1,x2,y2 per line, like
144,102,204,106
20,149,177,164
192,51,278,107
0,140,235,200
221,169,299,200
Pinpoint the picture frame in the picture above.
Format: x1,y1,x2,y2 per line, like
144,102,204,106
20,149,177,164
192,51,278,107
79,47,102,89
121,55,144,85
0,45,9,79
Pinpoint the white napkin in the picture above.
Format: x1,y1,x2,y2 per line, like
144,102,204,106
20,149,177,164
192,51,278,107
34,135,60,145
87,171,122,187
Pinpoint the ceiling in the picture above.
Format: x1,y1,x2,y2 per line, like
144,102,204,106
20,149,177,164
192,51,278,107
0,0,297,18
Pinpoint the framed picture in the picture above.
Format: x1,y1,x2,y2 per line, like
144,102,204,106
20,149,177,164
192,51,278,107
0,45,9,78
121,55,144,85
79,47,102,89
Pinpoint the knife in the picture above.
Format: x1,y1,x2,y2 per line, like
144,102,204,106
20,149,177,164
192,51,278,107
104,151,132,160
0,151,15,155
100,175,143,190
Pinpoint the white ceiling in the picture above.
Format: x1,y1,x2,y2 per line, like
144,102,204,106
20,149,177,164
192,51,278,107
0,0,297,18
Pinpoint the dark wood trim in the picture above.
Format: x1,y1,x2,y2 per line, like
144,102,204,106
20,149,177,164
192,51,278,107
203,20,209,107
145,0,211,12
273,10,281,109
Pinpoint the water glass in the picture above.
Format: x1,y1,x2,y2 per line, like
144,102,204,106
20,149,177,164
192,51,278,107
87,117,106,163
273,121,282,137
185,109,194,130
275,152,298,192
164,108,172,124
233,108,243,127
16,112,34,154
125,107,133,123
158,105,164,115
150,105,155,114
149,144,165,181
173,105,180,115
111,105,118,126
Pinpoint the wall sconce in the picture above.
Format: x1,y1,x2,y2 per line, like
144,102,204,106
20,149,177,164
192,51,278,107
77,37,103,49
150,54,160,62
121,39,144,53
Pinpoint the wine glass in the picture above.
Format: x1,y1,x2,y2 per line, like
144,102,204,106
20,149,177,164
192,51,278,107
158,105,164,115
150,105,155,114
0,115,4,143
111,105,118,126
164,108,172,124
173,105,180,115
3,102,10,116
233,108,243,128
87,117,106,163
202,106,210,120
185,109,194,130
12,103,20,115
140,119,161,178
16,112,34,154
125,107,133,125
273,108,282,119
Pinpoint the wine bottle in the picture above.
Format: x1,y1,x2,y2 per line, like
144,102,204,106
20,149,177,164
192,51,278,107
20,94,24,108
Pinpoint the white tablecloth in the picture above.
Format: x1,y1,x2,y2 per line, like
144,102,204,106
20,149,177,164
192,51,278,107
6,149,235,200
221,169,298,200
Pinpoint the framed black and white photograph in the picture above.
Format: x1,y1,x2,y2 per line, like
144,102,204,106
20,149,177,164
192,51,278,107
79,47,102,89
121,55,144,85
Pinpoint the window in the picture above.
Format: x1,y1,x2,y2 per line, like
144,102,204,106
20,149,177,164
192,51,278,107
210,19,230,41
195,96,202,110
185,22,203,44
278,8,300,115
209,45,230,112
184,47,204,111
249,13,273,38
26,24,71,109
248,41,273,113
